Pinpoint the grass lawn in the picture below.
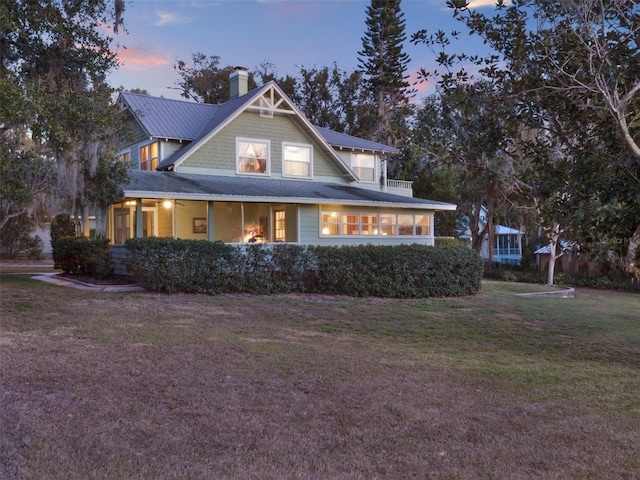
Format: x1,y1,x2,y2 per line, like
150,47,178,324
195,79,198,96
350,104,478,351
1,274,639,479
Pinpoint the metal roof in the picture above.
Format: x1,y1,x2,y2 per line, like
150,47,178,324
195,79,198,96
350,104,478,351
315,126,399,154
119,90,398,155
120,92,219,140
123,171,457,210
495,225,524,235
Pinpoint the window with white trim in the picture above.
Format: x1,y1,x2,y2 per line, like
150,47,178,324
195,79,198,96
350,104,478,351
361,214,379,235
237,138,269,175
351,153,375,182
283,142,312,178
320,211,431,237
118,151,130,165
398,214,414,236
274,210,286,242
380,214,396,236
341,213,360,235
140,142,158,171
415,214,430,236
321,212,340,235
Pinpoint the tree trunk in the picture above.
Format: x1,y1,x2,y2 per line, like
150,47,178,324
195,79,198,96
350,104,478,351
546,223,564,286
487,215,494,265
625,223,640,282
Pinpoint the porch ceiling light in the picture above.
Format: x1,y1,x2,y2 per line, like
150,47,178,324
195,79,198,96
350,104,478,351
162,200,173,209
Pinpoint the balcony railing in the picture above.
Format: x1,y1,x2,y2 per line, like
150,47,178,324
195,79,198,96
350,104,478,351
386,179,413,190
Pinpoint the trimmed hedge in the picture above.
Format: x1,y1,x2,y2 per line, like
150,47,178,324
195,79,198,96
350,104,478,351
125,238,245,294
124,238,483,297
54,237,113,277
313,244,483,297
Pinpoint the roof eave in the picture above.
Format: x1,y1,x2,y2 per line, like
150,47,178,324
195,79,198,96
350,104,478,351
121,189,456,210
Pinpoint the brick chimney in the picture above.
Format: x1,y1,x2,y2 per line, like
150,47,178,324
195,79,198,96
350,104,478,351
229,66,249,99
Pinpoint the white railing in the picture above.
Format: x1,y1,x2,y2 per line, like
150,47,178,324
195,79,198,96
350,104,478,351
386,179,413,190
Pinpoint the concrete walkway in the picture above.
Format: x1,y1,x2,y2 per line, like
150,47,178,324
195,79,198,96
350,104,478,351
31,273,146,293
516,286,575,298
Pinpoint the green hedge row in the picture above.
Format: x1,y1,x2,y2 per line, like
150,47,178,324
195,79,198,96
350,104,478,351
125,238,483,297
53,237,113,277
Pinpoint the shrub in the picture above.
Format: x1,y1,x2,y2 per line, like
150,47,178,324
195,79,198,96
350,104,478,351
311,244,483,297
0,214,43,259
54,236,112,278
51,214,76,268
125,239,483,297
125,238,244,294
270,243,316,293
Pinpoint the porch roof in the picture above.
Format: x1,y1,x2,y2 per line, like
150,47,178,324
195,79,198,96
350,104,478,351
122,171,456,211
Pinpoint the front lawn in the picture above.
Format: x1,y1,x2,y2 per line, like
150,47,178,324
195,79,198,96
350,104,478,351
1,276,638,479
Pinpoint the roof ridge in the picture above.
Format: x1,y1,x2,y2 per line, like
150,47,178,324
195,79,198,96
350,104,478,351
121,90,217,108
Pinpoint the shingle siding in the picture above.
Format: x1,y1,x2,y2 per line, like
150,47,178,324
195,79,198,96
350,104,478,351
178,111,347,180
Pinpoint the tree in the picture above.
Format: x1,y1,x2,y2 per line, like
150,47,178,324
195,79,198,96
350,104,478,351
409,84,525,261
358,0,413,148
282,64,376,139
174,54,258,104
0,135,54,231
175,57,377,138
412,0,640,282
1,0,128,236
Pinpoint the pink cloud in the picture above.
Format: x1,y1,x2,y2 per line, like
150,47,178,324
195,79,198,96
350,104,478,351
116,47,171,70
407,68,436,97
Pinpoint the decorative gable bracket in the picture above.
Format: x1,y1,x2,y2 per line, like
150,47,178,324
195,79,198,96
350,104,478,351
247,86,295,118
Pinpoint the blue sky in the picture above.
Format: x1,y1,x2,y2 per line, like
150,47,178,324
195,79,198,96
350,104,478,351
108,0,504,101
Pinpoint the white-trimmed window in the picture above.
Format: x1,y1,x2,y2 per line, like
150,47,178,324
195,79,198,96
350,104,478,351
361,214,379,235
352,153,375,182
140,142,158,171
283,142,312,178
321,211,340,235
118,151,130,165
341,213,360,235
415,215,430,236
380,214,396,236
237,138,270,175
274,210,286,242
398,214,414,236
320,211,431,237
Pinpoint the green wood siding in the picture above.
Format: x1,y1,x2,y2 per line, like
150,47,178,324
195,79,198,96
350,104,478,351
179,111,347,180
121,115,148,148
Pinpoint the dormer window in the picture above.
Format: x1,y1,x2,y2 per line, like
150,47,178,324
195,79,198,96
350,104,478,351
140,142,158,171
283,142,312,178
237,138,269,175
351,153,375,182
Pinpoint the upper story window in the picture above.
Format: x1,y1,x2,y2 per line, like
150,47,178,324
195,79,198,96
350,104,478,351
118,151,130,165
283,142,312,178
351,153,375,182
140,142,158,171
237,138,269,175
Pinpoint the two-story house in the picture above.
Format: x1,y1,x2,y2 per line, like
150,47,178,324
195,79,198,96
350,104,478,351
109,68,456,247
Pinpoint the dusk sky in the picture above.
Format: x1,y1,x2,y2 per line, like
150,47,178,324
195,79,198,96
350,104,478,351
108,0,505,101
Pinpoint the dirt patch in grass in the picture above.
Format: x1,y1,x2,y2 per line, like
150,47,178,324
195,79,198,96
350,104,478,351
1,276,639,478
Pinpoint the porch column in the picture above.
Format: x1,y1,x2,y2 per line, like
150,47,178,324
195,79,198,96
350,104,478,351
135,199,143,238
207,201,215,242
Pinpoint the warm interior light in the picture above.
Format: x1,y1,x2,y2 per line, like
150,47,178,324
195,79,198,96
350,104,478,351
322,226,330,235
373,228,379,235
162,200,173,209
